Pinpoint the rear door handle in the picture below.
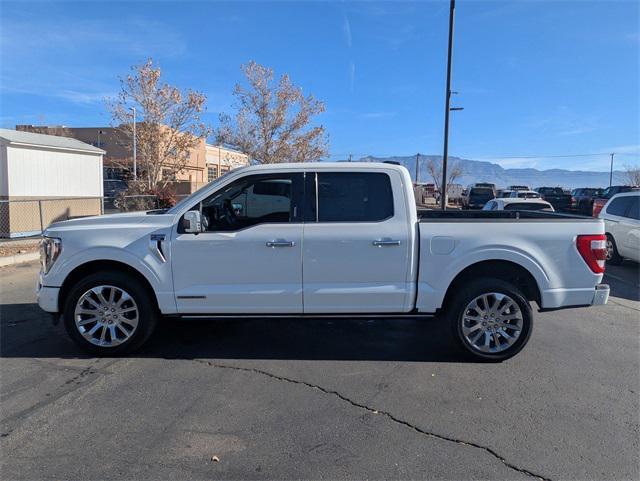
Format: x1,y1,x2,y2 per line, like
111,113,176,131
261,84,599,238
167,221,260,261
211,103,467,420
372,239,401,247
266,240,296,248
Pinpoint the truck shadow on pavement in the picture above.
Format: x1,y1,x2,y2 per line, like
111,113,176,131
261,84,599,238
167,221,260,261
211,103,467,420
0,302,471,362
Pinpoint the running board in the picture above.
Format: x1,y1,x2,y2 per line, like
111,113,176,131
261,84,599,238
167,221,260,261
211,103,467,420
175,312,436,320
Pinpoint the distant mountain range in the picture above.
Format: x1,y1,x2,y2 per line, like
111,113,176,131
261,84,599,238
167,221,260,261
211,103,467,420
346,155,625,189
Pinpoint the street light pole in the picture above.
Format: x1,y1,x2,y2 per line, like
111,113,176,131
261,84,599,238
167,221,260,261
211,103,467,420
131,107,137,181
609,153,614,187
440,0,456,210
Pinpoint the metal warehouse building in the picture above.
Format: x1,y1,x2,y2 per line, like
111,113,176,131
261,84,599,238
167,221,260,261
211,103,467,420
0,128,105,237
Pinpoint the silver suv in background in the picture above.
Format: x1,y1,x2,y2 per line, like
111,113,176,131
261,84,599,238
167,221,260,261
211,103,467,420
598,191,640,264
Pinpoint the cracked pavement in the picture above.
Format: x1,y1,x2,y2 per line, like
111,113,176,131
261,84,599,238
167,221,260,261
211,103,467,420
1,261,639,480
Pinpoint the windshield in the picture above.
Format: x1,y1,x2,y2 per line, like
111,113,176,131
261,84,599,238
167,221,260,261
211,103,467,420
504,202,551,211
600,187,614,198
538,188,563,195
517,192,541,198
469,188,494,199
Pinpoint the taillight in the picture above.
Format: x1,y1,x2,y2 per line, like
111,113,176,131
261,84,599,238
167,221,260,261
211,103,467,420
576,234,607,274
592,200,604,217
571,196,577,207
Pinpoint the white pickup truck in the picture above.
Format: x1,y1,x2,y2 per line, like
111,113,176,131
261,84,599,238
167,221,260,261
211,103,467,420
37,163,610,360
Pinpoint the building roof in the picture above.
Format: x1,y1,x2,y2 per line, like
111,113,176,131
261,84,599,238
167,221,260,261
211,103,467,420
0,128,105,154
205,143,248,156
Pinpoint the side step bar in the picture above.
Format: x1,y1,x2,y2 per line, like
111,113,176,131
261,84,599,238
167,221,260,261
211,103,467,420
173,312,437,320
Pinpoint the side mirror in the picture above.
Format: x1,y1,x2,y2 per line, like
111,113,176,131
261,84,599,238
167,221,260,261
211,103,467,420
183,210,203,233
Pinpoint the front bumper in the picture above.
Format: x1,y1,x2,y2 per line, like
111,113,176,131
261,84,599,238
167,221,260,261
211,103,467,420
591,283,610,306
36,276,60,313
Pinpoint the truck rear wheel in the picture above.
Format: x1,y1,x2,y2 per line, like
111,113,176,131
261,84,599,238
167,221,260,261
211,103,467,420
448,278,533,361
63,271,158,356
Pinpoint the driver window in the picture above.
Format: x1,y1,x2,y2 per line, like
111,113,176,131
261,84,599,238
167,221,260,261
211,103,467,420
195,173,302,232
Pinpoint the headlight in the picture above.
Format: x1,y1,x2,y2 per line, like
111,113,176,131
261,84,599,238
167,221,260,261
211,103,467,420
40,237,62,274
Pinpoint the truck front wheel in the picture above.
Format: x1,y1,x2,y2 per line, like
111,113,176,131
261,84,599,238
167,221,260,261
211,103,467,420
448,278,533,361
63,270,158,356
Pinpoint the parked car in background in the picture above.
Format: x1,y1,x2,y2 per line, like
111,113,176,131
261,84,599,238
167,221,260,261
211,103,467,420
496,190,513,198
509,190,541,199
483,198,554,212
534,187,572,211
36,163,609,361
592,186,639,217
104,179,128,198
462,184,496,209
598,191,640,264
571,188,604,216
103,179,128,210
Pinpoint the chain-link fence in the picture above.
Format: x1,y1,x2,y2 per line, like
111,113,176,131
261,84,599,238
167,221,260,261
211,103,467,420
103,194,190,213
0,197,103,238
1,194,192,238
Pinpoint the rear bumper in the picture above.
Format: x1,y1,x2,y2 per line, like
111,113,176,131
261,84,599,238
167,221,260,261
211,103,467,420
541,283,609,310
591,283,610,305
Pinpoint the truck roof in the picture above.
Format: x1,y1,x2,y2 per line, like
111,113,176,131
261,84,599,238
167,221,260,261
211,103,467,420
232,161,410,174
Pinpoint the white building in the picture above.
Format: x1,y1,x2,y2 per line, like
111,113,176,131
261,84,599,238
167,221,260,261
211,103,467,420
0,128,104,237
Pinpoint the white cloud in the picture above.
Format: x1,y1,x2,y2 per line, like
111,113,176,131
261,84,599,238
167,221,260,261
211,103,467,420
358,112,396,120
342,14,352,49
349,61,355,93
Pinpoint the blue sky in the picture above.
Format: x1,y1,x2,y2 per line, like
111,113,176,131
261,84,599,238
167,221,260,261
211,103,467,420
1,0,638,171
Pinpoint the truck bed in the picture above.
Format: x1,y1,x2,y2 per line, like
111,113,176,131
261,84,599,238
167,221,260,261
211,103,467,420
417,209,595,221
414,209,604,313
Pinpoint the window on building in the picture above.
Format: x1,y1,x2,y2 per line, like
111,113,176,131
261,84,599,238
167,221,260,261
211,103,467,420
207,166,219,182
162,169,177,181
316,172,394,222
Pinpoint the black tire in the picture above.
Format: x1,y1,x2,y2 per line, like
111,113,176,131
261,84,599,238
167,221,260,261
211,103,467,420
63,270,158,356
447,278,533,362
605,234,624,265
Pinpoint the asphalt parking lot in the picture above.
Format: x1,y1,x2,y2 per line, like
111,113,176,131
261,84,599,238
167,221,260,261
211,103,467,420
1,261,638,480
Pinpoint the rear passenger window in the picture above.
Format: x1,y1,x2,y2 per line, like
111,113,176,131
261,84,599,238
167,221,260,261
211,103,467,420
627,196,639,220
317,172,394,222
607,197,633,217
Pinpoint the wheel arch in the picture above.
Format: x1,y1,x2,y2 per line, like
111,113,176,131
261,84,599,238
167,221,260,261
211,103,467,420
59,260,160,312
441,259,542,311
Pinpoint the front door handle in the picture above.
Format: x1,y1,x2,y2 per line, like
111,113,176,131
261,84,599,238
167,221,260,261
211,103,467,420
372,239,401,247
266,240,296,248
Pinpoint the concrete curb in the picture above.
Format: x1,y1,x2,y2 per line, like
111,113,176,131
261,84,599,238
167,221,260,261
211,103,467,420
0,252,39,267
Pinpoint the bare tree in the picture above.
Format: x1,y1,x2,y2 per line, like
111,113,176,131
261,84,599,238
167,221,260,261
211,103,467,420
217,61,328,164
623,164,640,185
426,157,463,196
107,59,211,190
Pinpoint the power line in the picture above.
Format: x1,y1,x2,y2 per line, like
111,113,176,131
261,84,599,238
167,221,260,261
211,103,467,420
478,152,634,160
327,151,638,160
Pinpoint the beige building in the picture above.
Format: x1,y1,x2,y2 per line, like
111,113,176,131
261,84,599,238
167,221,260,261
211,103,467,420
15,125,249,193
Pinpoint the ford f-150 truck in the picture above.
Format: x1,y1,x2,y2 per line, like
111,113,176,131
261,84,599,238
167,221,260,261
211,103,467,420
37,163,610,360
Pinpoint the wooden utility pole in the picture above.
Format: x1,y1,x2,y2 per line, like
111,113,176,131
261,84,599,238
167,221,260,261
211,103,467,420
415,153,420,183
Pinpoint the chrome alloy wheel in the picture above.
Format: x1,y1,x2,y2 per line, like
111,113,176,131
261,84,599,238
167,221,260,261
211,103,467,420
74,285,139,347
605,238,615,261
461,292,523,354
